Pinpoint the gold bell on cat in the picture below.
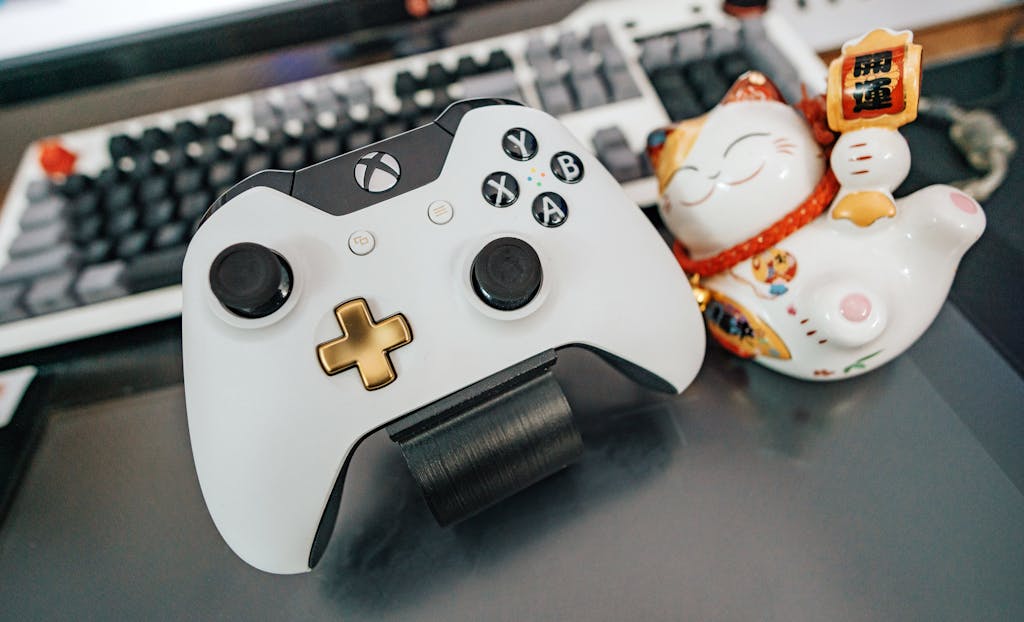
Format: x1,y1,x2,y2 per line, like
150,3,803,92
646,30,985,381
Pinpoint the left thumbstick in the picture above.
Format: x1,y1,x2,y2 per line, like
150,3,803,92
209,243,293,319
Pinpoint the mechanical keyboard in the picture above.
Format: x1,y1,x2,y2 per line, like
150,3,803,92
0,0,826,356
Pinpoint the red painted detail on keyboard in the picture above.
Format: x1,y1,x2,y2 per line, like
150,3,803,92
38,140,77,178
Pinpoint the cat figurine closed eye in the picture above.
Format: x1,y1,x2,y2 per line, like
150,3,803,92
647,70,985,380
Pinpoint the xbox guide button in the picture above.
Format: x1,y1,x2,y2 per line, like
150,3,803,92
353,151,401,192
502,128,538,160
209,242,293,319
471,237,543,311
551,151,584,183
482,172,519,207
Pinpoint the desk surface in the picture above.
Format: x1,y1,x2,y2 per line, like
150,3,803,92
0,305,1022,621
1,11,1023,622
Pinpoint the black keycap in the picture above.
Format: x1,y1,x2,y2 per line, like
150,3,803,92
455,55,480,77
243,151,273,177
365,105,388,128
394,70,420,97
139,175,170,204
125,156,160,184
73,214,103,244
424,62,451,88
206,112,234,136
718,50,751,82
191,139,222,167
174,167,205,196
60,174,91,198
125,245,188,293
430,88,453,113
232,137,259,159
276,144,307,170
108,134,138,160
141,127,171,151
178,191,211,221
152,221,188,249
105,209,138,237
379,119,407,140
312,135,342,162
142,198,176,229
104,184,136,213
208,160,239,188
161,146,191,171
652,68,703,120
486,49,513,72
346,128,375,151
116,230,150,259
255,129,287,152
71,192,100,218
173,120,203,144
685,59,730,109
94,166,122,189
82,239,112,265
397,97,421,122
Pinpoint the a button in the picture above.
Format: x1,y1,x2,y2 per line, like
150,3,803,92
550,151,585,183
532,192,569,228
482,172,519,207
348,230,376,255
502,128,538,161
209,243,293,319
316,298,412,390
471,237,543,311
428,200,454,225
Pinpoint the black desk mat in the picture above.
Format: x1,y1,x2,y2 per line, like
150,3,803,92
0,304,1021,621
900,45,1024,375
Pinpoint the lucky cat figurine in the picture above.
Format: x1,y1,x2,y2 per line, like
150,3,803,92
646,44,985,381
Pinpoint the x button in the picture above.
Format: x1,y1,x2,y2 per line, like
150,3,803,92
482,171,519,207
316,298,413,390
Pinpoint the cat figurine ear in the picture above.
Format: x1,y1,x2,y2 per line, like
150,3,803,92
647,45,984,381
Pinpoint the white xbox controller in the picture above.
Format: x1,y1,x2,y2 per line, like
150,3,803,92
182,99,705,574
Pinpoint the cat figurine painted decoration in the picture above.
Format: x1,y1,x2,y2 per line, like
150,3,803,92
646,30,985,381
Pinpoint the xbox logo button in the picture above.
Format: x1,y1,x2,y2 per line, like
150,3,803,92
354,151,401,193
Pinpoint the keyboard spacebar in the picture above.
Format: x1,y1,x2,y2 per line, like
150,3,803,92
125,246,187,293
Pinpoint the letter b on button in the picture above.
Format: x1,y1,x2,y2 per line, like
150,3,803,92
551,151,584,184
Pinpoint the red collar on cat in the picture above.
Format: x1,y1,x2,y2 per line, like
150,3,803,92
672,169,840,278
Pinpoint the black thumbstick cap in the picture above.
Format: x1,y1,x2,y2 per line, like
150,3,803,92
471,237,543,311
209,242,293,319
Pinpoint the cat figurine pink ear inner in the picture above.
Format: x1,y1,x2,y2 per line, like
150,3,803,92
648,37,985,381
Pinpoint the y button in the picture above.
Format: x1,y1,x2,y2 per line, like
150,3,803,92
316,298,412,390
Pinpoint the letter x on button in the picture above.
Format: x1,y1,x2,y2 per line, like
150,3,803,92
316,298,412,390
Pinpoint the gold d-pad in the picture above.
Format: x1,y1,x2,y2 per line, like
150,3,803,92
316,298,412,390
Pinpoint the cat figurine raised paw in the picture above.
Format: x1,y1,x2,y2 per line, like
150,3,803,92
647,31,985,381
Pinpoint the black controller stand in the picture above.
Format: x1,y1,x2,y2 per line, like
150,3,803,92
386,350,582,525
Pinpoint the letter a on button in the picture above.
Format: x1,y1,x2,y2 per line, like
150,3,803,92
531,192,569,227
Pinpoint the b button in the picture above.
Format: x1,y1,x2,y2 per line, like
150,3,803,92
551,151,584,184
